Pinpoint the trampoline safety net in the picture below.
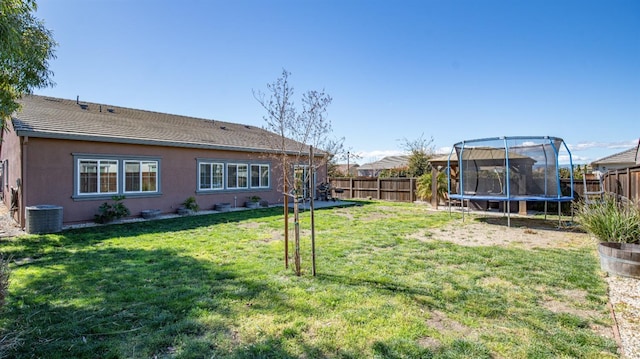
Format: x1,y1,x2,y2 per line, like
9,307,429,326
447,136,574,202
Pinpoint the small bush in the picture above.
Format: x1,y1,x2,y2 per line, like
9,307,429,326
416,172,447,202
575,194,640,243
182,196,199,212
95,195,131,224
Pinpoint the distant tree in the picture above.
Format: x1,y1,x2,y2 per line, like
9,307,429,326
1,0,57,125
560,165,582,179
402,134,435,177
379,167,408,178
254,69,335,276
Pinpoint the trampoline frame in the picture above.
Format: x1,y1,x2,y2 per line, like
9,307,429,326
446,136,574,226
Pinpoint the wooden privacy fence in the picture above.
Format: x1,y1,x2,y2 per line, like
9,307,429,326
329,177,611,203
329,178,417,202
601,165,640,203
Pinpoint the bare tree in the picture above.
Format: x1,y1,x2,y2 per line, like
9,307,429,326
253,69,335,276
401,133,435,177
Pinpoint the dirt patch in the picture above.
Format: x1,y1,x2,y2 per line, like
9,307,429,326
411,216,591,250
411,215,619,350
420,310,478,349
238,222,262,230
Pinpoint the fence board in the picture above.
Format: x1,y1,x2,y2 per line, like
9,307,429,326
602,165,640,204
330,177,616,203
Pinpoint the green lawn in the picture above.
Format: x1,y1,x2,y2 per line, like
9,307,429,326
0,201,617,358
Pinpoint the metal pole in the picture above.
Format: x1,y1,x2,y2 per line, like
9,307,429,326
310,146,316,276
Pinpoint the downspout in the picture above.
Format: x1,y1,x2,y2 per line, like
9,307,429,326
20,136,28,229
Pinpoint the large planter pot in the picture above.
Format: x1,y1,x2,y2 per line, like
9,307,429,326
598,242,640,279
245,201,260,209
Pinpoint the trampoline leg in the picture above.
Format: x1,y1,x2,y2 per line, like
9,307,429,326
462,199,465,222
544,201,548,221
558,203,561,228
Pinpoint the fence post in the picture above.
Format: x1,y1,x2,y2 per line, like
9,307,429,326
349,177,354,199
410,177,415,203
377,177,381,199
627,167,631,199
431,167,438,208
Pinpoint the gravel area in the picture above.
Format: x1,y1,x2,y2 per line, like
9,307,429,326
607,275,640,359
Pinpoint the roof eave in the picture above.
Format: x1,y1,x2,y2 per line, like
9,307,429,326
14,129,325,157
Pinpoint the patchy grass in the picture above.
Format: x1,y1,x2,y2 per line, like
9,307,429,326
0,201,616,358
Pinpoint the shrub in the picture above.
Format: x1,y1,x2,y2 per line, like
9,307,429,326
575,194,640,243
182,196,199,212
416,171,448,203
95,195,131,224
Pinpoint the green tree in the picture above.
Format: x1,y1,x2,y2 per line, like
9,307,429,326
402,134,435,177
1,0,57,125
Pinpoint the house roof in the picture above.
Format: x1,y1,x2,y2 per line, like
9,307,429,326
12,95,317,155
358,155,409,171
591,145,639,166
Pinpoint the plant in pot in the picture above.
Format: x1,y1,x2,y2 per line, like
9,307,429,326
95,195,131,224
178,196,199,215
575,193,640,279
245,195,261,209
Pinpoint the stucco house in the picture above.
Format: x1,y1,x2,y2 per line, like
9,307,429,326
0,95,325,227
590,141,639,176
357,155,409,177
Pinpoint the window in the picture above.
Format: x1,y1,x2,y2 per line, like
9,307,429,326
199,162,224,190
78,159,118,194
125,160,158,193
251,164,270,188
74,155,160,198
227,163,248,189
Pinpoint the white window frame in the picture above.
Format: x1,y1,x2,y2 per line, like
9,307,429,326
73,154,161,199
198,162,224,191
227,163,249,189
77,159,119,195
124,160,159,194
250,164,270,188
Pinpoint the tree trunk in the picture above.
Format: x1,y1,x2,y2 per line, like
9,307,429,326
294,199,301,276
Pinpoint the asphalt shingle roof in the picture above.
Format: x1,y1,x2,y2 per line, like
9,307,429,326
591,146,638,166
358,155,409,170
12,95,310,154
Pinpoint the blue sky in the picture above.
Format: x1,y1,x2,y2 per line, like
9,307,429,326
33,0,639,165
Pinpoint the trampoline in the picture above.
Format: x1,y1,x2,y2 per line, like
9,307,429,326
447,136,574,225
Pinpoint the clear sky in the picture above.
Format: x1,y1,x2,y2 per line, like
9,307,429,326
33,0,639,165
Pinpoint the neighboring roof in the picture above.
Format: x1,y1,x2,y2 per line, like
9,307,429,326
12,95,317,155
591,146,638,166
358,155,409,170
334,163,359,174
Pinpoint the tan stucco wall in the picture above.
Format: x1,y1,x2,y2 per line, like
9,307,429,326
18,137,328,224
0,120,24,223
